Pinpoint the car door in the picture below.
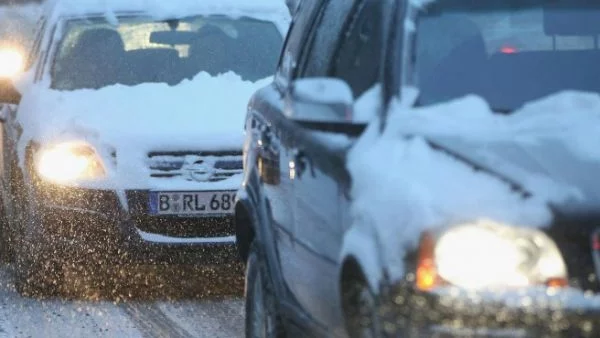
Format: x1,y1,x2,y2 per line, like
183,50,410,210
250,0,322,306
288,0,387,331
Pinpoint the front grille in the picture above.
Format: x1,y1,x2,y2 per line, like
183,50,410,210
147,151,243,182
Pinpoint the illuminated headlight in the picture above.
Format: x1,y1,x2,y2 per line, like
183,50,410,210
36,142,106,183
417,220,567,291
0,48,23,78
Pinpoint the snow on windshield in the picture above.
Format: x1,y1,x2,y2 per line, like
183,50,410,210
346,90,596,280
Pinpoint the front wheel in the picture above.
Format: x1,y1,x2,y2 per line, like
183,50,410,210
343,277,384,338
245,242,285,338
14,202,63,298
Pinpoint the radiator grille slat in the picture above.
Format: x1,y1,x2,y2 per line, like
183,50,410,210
147,151,243,182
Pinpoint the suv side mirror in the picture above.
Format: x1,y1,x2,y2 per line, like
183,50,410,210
288,77,354,124
0,78,21,105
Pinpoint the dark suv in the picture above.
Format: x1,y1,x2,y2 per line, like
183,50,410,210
236,0,600,337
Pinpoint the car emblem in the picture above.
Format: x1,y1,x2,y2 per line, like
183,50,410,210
185,162,214,182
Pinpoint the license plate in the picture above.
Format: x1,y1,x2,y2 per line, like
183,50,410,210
149,191,236,215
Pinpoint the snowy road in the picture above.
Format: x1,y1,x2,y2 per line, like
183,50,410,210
0,264,245,338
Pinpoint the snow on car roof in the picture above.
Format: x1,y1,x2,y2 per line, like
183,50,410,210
43,0,290,26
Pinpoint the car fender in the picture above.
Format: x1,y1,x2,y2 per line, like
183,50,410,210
234,168,262,262
340,225,385,293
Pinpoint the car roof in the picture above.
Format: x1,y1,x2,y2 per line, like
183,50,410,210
42,0,290,24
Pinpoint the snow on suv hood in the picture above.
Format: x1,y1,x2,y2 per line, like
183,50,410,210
347,90,598,278
17,72,271,190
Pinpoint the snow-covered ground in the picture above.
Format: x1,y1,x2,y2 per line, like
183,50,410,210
0,264,244,337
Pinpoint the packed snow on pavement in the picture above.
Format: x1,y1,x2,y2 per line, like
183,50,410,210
0,263,245,338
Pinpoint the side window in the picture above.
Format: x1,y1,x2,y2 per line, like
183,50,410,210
299,1,356,78
332,0,385,97
276,0,320,83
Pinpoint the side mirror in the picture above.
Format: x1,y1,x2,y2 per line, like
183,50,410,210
288,78,354,123
0,78,21,105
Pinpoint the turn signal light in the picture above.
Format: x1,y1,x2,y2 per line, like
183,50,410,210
546,277,568,288
416,232,440,291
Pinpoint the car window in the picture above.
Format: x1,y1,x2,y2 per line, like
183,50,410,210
415,0,600,111
331,0,384,97
52,15,283,90
299,0,355,78
276,0,320,83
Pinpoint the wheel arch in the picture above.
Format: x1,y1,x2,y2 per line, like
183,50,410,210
340,227,385,293
234,198,255,263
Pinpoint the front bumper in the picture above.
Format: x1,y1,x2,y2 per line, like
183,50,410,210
381,283,600,337
33,183,238,265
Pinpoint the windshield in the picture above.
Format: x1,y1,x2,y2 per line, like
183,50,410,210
415,0,600,112
52,15,283,90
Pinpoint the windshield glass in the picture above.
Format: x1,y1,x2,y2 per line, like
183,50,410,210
52,15,283,90
415,0,600,111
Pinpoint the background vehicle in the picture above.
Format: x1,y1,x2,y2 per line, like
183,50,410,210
237,0,600,337
0,0,289,296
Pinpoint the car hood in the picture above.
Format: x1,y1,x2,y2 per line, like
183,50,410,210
389,90,600,215
16,72,271,189
430,136,597,213
347,90,600,282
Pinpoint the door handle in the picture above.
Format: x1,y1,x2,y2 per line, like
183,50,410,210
292,149,314,178
258,125,272,148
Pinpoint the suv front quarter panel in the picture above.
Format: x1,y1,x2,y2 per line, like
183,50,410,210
340,220,386,292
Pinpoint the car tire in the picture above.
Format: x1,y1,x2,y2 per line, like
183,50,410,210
245,242,285,338
14,204,62,298
0,199,13,263
343,277,384,338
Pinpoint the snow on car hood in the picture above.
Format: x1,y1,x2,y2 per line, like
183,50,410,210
16,72,271,190
347,90,597,279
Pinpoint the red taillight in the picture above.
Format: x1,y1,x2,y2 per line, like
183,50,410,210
416,232,440,291
501,46,517,54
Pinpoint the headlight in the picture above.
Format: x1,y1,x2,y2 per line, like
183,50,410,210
36,142,106,183
0,48,24,78
416,220,567,291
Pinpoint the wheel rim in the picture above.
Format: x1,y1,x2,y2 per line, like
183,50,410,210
357,287,379,338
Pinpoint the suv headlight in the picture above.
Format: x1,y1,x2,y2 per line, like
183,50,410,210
416,220,567,291
36,142,106,183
